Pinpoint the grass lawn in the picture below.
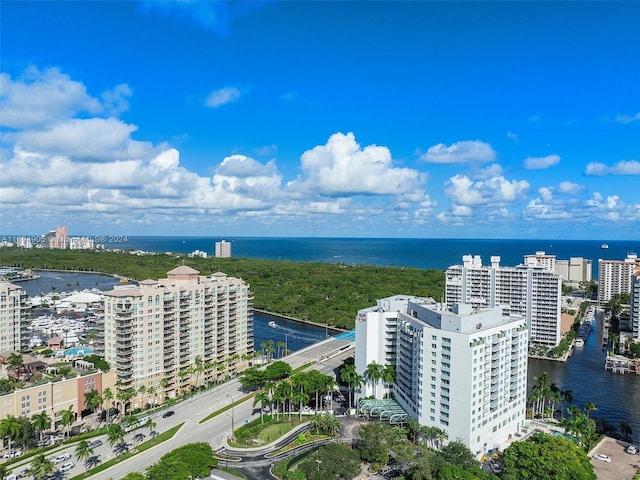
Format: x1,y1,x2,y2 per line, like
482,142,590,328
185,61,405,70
257,419,305,443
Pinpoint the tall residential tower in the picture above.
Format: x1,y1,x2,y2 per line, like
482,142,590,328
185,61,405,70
445,255,562,346
0,282,27,353
103,266,252,406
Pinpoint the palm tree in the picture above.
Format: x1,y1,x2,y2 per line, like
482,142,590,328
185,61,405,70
584,401,597,420
435,427,448,450
7,352,25,380
145,418,157,442
0,465,7,480
340,364,364,412
159,378,169,402
193,355,204,392
60,405,75,438
137,385,147,409
120,387,136,415
420,425,438,449
146,385,157,408
30,453,55,480
102,387,114,422
291,374,309,420
74,439,94,472
0,415,21,454
405,418,421,443
365,361,384,398
381,364,395,397
31,411,52,444
84,388,102,427
253,390,270,424
106,424,125,450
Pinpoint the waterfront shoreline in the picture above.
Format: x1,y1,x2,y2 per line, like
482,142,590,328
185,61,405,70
254,309,346,334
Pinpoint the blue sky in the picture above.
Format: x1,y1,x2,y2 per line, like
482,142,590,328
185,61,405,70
1,1,639,240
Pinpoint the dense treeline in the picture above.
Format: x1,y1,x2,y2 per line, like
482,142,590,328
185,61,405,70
0,248,445,330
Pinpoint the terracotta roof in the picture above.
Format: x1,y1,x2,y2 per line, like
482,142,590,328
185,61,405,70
139,279,159,285
167,265,200,275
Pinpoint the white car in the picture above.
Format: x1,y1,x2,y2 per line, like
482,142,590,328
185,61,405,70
594,454,611,463
59,462,75,472
626,445,638,455
53,452,72,464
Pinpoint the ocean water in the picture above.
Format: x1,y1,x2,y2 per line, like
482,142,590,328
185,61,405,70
106,237,639,276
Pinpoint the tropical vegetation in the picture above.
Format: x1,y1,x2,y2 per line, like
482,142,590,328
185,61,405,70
502,432,595,480
144,442,217,480
0,247,445,329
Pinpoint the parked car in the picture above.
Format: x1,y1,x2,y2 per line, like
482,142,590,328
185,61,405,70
89,439,103,448
594,454,611,463
59,462,75,473
3,450,22,459
162,410,175,418
53,452,71,464
18,468,30,478
626,445,638,454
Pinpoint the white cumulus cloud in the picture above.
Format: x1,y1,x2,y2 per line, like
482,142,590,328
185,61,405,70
419,140,496,163
0,67,102,129
445,173,529,206
286,132,425,196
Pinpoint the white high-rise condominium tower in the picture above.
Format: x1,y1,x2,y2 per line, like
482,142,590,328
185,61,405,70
355,296,528,455
103,266,253,405
0,282,27,352
215,240,232,258
598,253,640,303
445,255,562,346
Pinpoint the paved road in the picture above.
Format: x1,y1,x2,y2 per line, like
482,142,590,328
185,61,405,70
8,337,354,480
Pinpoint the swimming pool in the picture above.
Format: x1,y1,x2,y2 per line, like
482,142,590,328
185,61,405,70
64,346,94,357
552,431,576,441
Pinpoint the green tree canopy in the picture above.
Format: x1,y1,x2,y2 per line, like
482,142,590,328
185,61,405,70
0,248,445,330
502,433,596,480
298,442,361,480
145,442,216,480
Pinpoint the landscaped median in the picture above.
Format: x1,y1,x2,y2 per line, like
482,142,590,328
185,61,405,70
198,392,256,424
67,423,183,479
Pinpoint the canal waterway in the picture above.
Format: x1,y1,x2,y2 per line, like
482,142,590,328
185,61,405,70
528,308,640,438
14,270,640,438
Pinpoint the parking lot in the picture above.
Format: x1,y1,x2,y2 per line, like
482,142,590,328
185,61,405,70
590,437,640,480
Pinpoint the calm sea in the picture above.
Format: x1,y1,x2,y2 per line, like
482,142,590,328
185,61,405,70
107,237,639,277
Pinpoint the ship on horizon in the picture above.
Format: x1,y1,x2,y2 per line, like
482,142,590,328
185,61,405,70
601,243,609,249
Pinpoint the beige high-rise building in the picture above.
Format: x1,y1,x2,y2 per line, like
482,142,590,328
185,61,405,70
102,266,253,406
598,253,640,303
0,282,27,353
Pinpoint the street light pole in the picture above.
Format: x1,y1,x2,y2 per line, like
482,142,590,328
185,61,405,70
227,393,235,439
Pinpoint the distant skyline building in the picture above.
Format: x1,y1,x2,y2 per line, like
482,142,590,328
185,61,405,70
0,282,27,353
69,236,95,250
445,255,562,346
355,295,528,455
102,266,253,406
523,251,592,285
49,225,68,249
215,240,231,258
598,253,640,303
